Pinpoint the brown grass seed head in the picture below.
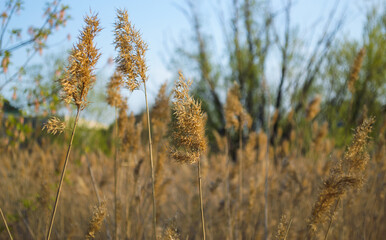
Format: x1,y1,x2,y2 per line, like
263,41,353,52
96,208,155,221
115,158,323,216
170,71,207,164
42,116,66,135
107,71,124,107
114,9,148,91
60,13,101,109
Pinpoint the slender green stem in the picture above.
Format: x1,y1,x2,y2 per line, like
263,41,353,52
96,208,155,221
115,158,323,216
144,82,157,240
198,159,206,240
0,207,13,240
46,107,80,240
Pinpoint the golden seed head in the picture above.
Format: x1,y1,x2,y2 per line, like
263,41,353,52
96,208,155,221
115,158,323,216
114,9,148,91
308,117,375,236
60,13,101,109
107,71,124,107
306,95,321,121
343,116,375,174
152,82,171,144
42,116,66,135
85,201,107,239
170,71,207,164
348,47,366,94
224,82,252,130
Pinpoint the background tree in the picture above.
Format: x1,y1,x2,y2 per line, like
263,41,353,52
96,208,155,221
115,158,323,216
0,0,70,100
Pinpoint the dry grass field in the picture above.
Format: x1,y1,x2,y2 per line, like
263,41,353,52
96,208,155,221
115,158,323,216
1,4,385,240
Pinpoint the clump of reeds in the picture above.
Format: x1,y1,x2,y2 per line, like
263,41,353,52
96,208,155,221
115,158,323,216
46,13,101,240
113,8,157,239
170,71,207,239
308,117,375,238
85,201,107,239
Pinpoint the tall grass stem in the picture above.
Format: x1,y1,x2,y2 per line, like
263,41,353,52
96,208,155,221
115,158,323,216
0,207,13,240
46,107,80,240
144,82,157,240
198,158,206,240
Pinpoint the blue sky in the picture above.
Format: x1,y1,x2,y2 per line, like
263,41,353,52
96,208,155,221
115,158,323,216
3,0,381,123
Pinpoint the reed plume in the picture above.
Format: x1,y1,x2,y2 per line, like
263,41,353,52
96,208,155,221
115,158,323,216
275,215,292,240
46,13,101,240
114,9,157,239
60,15,101,110
161,221,180,240
42,116,66,135
308,117,375,238
170,71,207,240
107,71,124,108
151,83,171,145
170,71,207,163
85,201,107,239
306,95,321,121
348,47,366,95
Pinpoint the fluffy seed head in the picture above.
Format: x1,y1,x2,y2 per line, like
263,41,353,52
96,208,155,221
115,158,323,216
224,83,252,130
114,9,148,91
308,117,375,235
60,14,101,109
152,83,171,144
170,71,207,164
306,95,321,121
42,116,66,135
348,48,366,94
107,71,124,107
85,201,107,239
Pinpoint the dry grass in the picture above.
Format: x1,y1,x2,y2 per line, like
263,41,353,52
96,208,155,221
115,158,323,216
0,9,385,240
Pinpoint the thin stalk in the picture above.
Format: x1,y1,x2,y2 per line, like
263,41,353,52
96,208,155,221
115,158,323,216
143,82,157,240
46,107,80,240
225,132,232,240
198,159,206,240
264,85,271,240
238,124,243,238
114,107,119,240
86,157,112,240
0,207,13,240
284,218,293,240
324,199,340,240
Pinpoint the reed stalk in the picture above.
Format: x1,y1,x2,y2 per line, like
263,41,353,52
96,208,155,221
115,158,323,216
238,124,243,238
0,207,13,240
144,82,157,239
198,158,206,240
324,199,340,240
114,107,120,240
46,107,80,240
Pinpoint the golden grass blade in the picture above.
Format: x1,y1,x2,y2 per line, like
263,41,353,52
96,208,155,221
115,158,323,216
0,207,13,240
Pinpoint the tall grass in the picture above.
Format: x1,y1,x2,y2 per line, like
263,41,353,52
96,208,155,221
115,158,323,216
0,8,384,240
